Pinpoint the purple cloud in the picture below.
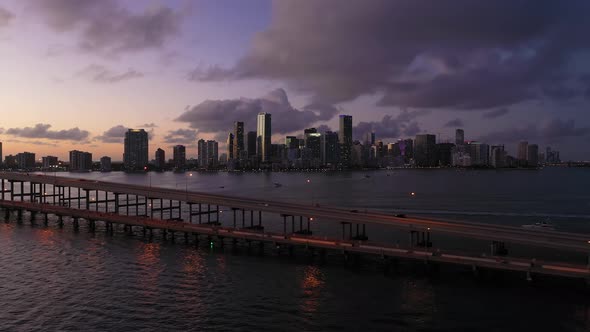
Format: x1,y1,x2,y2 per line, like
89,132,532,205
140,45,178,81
29,0,182,55
195,1,590,110
6,124,89,141
176,88,340,135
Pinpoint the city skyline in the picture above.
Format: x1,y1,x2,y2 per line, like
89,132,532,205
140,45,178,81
2,1,590,160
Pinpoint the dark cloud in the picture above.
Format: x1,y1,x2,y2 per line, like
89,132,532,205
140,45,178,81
96,125,154,143
479,118,590,144
163,129,197,145
195,1,590,110
0,7,14,27
29,0,182,55
444,118,464,128
315,124,333,133
138,123,158,128
353,110,425,141
5,139,57,147
6,124,89,141
95,125,127,143
77,64,143,83
483,108,510,119
176,88,340,136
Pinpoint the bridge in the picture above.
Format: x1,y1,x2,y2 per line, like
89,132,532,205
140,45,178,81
1,172,589,283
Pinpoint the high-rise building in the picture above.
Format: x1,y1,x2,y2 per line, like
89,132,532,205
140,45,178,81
198,139,219,168
467,142,489,166
414,134,437,167
246,131,257,157
4,155,16,168
173,145,186,169
305,132,322,161
69,150,92,171
42,156,59,169
155,148,166,169
517,141,528,161
371,132,376,146
455,129,465,146
233,122,244,160
490,145,506,168
339,115,353,167
321,131,339,165
0,142,3,166
100,156,112,172
257,112,272,162
227,133,234,159
16,152,36,170
527,144,539,167
124,129,149,171
436,143,455,166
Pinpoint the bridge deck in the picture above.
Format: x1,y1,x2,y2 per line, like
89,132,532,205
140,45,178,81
1,199,588,281
1,172,589,253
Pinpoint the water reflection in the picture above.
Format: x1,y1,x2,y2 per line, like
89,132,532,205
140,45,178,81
299,266,325,315
400,280,436,325
136,242,163,301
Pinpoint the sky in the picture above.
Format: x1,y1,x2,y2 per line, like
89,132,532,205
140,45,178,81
1,0,590,161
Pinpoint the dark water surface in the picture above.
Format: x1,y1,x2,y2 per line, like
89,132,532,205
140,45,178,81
1,168,590,331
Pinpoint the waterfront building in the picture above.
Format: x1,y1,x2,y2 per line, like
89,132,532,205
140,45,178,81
517,141,528,161
155,148,166,169
257,112,272,163
42,156,59,169
339,115,353,167
455,129,465,146
233,121,244,160
173,145,187,169
100,156,112,172
69,150,92,171
527,144,539,167
414,134,437,167
124,129,149,171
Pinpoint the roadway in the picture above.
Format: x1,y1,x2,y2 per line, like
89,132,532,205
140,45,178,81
1,172,590,253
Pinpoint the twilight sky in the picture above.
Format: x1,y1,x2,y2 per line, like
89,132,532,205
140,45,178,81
1,0,590,161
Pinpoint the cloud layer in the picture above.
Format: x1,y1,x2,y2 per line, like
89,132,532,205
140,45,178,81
196,1,590,111
29,0,181,55
163,129,198,145
0,6,13,27
176,89,339,137
479,118,590,144
353,110,427,141
77,64,143,83
6,124,89,141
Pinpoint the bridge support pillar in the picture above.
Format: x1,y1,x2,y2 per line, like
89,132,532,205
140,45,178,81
17,209,23,222
73,218,79,231
184,232,189,244
491,241,508,256
4,208,9,221
43,213,48,226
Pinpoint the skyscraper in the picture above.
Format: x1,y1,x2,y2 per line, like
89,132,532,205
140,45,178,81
517,141,528,161
321,131,339,165
339,115,353,166
246,131,257,157
155,148,166,169
455,129,464,146
124,129,149,171
227,133,234,159
16,152,36,170
257,112,272,163
527,144,539,167
233,121,244,160
173,145,186,169
414,134,437,167
198,139,219,168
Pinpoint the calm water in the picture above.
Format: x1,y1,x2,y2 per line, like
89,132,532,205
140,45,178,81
1,167,590,331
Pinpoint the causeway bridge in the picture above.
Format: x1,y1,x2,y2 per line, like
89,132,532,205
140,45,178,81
1,172,589,283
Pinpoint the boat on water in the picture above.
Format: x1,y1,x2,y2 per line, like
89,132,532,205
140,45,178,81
273,182,282,187
522,219,555,230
